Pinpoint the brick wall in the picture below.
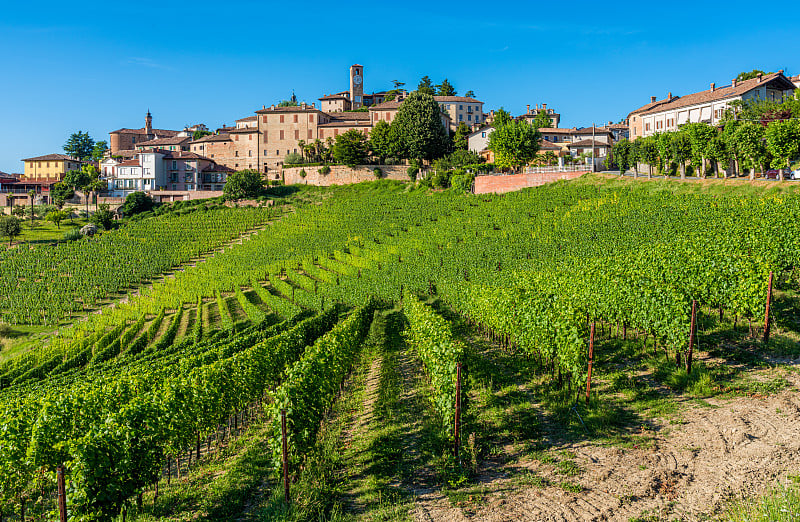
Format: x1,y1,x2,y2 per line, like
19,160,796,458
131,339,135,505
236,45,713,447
474,171,588,194
281,165,410,186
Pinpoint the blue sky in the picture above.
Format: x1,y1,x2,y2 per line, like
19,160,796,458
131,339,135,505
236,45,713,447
1,0,799,173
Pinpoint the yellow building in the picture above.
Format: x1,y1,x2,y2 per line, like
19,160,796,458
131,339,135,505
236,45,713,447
21,154,84,181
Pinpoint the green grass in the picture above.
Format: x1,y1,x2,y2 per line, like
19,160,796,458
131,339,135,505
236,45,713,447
726,484,800,521
3,217,89,245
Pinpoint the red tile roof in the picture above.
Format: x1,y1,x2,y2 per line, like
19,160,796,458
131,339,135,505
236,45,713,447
434,96,483,103
192,133,232,143
236,115,257,122
118,159,141,166
567,139,611,148
228,127,259,134
255,106,323,114
21,154,83,162
109,127,180,137
135,136,191,147
633,73,796,117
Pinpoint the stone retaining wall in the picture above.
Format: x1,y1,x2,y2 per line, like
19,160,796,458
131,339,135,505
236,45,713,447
281,165,410,186
474,171,588,194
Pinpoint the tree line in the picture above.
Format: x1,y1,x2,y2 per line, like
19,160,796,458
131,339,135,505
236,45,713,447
613,94,800,180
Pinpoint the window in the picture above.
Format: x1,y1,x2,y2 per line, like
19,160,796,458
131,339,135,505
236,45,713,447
248,150,252,157
280,130,284,140
172,184,177,190
263,115,268,123
280,115,285,123
459,105,463,110
481,132,486,138
294,130,299,139
645,122,651,131
468,115,472,121
293,115,298,123
235,151,239,157
172,160,177,169
309,114,314,123
320,130,325,139
235,135,239,141
334,129,339,137
308,130,312,139
187,184,194,190
459,114,463,121
249,134,252,141
276,150,279,155
264,150,268,155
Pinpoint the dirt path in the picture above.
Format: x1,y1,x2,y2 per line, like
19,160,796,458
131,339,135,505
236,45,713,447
417,367,800,522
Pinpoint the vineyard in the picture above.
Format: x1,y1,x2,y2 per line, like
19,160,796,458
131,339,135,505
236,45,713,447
0,175,799,521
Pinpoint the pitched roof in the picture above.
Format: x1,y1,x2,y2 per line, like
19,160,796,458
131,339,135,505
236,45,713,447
368,101,402,110
433,96,483,103
255,105,323,114
567,139,611,147
228,127,259,133
21,153,83,162
467,125,493,138
319,93,350,100
160,151,210,160
633,73,797,117
236,115,257,122
192,133,232,143
109,127,180,136
201,163,235,173
135,136,191,147
118,159,141,167
327,112,371,121
538,141,562,150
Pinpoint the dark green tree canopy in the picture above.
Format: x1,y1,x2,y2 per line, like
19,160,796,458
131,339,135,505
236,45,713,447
64,131,95,160
487,113,541,171
91,141,109,161
453,122,471,150
0,215,22,245
193,130,212,140
736,69,770,82
392,92,450,161
331,129,369,167
436,78,456,96
223,169,264,200
464,90,476,98
417,76,435,96
369,120,403,160
120,191,157,216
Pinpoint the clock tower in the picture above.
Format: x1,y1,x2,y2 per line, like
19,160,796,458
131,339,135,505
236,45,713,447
350,64,364,109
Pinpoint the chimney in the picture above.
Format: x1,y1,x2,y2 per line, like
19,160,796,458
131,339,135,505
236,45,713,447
757,73,762,83
526,104,530,114
668,92,672,100
650,96,657,103
732,78,738,88
779,69,784,75
271,104,275,110
262,105,265,109
312,102,315,108
301,102,307,109
710,82,715,92
543,103,547,110
608,121,612,126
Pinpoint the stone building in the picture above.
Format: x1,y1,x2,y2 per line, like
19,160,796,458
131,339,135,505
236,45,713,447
519,104,560,128
109,111,180,155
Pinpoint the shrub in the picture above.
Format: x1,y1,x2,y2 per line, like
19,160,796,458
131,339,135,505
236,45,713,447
120,192,156,217
63,228,81,241
284,152,304,164
407,166,419,181
299,169,307,178
373,167,382,179
318,165,331,175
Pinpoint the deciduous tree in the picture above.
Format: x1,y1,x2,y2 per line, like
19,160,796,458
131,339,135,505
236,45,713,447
0,215,21,245
487,110,541,171
765,119,800,180
331,129,369,167
392,92,450,161
733,123,768,180
91,141,108,161
223,169,264,200
533,110,553,129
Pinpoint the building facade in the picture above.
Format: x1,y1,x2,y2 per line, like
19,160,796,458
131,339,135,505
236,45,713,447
21,154,84,181
519,104,560,128
109,111,180,155
435,96,484,130
628,72,797,139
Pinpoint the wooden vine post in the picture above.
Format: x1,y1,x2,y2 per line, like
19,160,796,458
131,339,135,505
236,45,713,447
686,300,697,375
281,409,290,505
454,362,462,458
763,271,774,344
585,322,595,405
57,465,67,522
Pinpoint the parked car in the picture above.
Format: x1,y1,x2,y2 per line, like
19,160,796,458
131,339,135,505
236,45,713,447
792,169,800,180
765,169,791,179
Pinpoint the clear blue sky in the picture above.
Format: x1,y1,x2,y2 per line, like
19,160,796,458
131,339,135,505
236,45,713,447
1,0,798,174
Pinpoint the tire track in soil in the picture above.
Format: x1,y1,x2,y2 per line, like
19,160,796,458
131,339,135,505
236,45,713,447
463,367,800,522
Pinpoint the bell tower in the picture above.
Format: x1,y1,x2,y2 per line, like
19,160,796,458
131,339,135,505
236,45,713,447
349,64,364,109
145,110,153,139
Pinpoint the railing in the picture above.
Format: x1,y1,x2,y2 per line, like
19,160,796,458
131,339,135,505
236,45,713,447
524,165,590,174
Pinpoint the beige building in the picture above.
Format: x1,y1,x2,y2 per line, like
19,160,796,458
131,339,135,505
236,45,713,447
134,136,192,152
629,71,797,139
318,64,395,112
435,96,484,130
21,154,84,181
519,104,560,127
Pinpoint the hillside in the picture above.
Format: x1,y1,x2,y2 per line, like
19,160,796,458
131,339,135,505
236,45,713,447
0,175,798,521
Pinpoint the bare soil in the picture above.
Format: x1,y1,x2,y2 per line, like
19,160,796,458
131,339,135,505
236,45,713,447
412,367,800,522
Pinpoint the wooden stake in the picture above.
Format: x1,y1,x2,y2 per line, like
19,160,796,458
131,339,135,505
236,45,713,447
57,465,67,522
686,300,697,374
454,363,462,458
763,271,774,344
585,323,595,405
281,409,290,505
